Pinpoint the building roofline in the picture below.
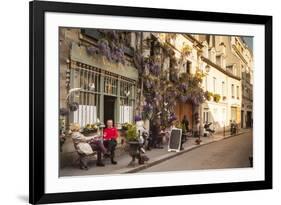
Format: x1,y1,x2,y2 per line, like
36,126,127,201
201,56,241,81
183,34,204,49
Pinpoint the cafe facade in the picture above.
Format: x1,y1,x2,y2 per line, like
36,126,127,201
60,28,139,129
59,28,139,165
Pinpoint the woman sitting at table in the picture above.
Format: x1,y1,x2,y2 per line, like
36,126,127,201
70,123,106,170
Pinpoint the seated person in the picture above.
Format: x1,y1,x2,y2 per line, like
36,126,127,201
103,120,118,165
87,132,107,167
70,123,106,170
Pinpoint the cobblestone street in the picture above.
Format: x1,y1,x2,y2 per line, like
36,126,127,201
60,129,252,176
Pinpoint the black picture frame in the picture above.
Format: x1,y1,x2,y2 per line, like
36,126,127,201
29,1,272,204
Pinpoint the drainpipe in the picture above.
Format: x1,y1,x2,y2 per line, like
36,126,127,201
140,31,144,114
199,104,203,137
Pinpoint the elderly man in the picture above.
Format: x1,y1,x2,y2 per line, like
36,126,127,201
103,120,118,164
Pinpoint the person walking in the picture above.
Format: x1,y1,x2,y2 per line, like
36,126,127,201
181,115,190,132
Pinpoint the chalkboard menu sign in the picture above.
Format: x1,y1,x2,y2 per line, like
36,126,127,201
168,128,182,152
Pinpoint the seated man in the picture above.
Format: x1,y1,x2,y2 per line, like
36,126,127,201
103,120,118,164
88,134,107,167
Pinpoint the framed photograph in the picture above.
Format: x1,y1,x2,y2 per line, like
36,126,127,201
29,0,272,204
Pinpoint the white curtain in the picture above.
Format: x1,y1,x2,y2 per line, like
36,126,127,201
119,105,132,123
73,105,97,127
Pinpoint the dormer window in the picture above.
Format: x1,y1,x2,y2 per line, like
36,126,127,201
216,55,222,67
209,47,216,63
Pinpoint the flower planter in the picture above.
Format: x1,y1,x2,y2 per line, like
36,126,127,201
128,141,140,155
127,141,141,166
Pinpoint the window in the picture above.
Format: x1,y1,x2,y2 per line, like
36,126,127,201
213,77,216,93
231,84,234,98
70,61,137,126
226,65,233,73
186,61,191,74
231,107,237,122
222,81,225,96
203,110,209,123
205,76,208,91
233,67,237,76
71,63,101,127
236,86,239,99
222,108,226,124
216,55,221,66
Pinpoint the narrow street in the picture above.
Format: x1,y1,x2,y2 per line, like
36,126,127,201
140,131,253,173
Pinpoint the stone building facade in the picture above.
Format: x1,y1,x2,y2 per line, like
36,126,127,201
198,35,243,133
59,28,139,164
232,38,253,128
59,28,253,165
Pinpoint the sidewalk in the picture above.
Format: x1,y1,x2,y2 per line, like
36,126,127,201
60,128,252,177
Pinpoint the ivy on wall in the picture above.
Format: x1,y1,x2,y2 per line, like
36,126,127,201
85,30,206,128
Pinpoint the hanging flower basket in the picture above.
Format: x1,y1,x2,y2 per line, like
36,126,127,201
204,91,213,101
213,94,221,103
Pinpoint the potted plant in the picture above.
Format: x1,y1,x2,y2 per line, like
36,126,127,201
182,44,193,56
213,94,221,103
125,124,138,142
121,122,133,131
204,91,213,101
81,124,99,136
125,124,143,166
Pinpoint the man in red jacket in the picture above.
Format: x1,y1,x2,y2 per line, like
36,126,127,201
103,119,118,164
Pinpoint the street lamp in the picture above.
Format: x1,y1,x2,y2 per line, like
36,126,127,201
66,87,82,102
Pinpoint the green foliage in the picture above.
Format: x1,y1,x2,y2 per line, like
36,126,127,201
121,122,133,131
181,123,187,134
81,124,98,134
205,91,213,101
182,44,193,55
213,93,221,102
125,124,138,142
175,121,187,134
133,35,205,127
